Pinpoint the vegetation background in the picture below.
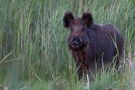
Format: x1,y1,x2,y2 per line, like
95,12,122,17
0,0,135,90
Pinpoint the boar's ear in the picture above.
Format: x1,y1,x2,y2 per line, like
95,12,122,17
82,12,93,27
63,12,74,28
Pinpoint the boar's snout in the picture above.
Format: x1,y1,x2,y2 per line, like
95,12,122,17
70,37,83,49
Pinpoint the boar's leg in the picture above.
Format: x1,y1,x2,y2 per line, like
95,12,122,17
76,60,88,80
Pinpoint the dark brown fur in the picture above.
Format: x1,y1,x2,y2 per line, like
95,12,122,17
63,12,124,79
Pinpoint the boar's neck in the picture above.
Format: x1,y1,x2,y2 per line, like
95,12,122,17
74,51,89,69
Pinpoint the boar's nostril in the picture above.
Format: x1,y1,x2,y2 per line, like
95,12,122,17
78,37,82,44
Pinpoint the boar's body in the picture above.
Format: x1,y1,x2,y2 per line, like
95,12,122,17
63,12,124,79
70,24,124,79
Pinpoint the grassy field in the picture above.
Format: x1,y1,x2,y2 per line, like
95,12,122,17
0,0,135,90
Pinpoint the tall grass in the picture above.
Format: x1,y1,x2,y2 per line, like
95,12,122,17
0,0,135,90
